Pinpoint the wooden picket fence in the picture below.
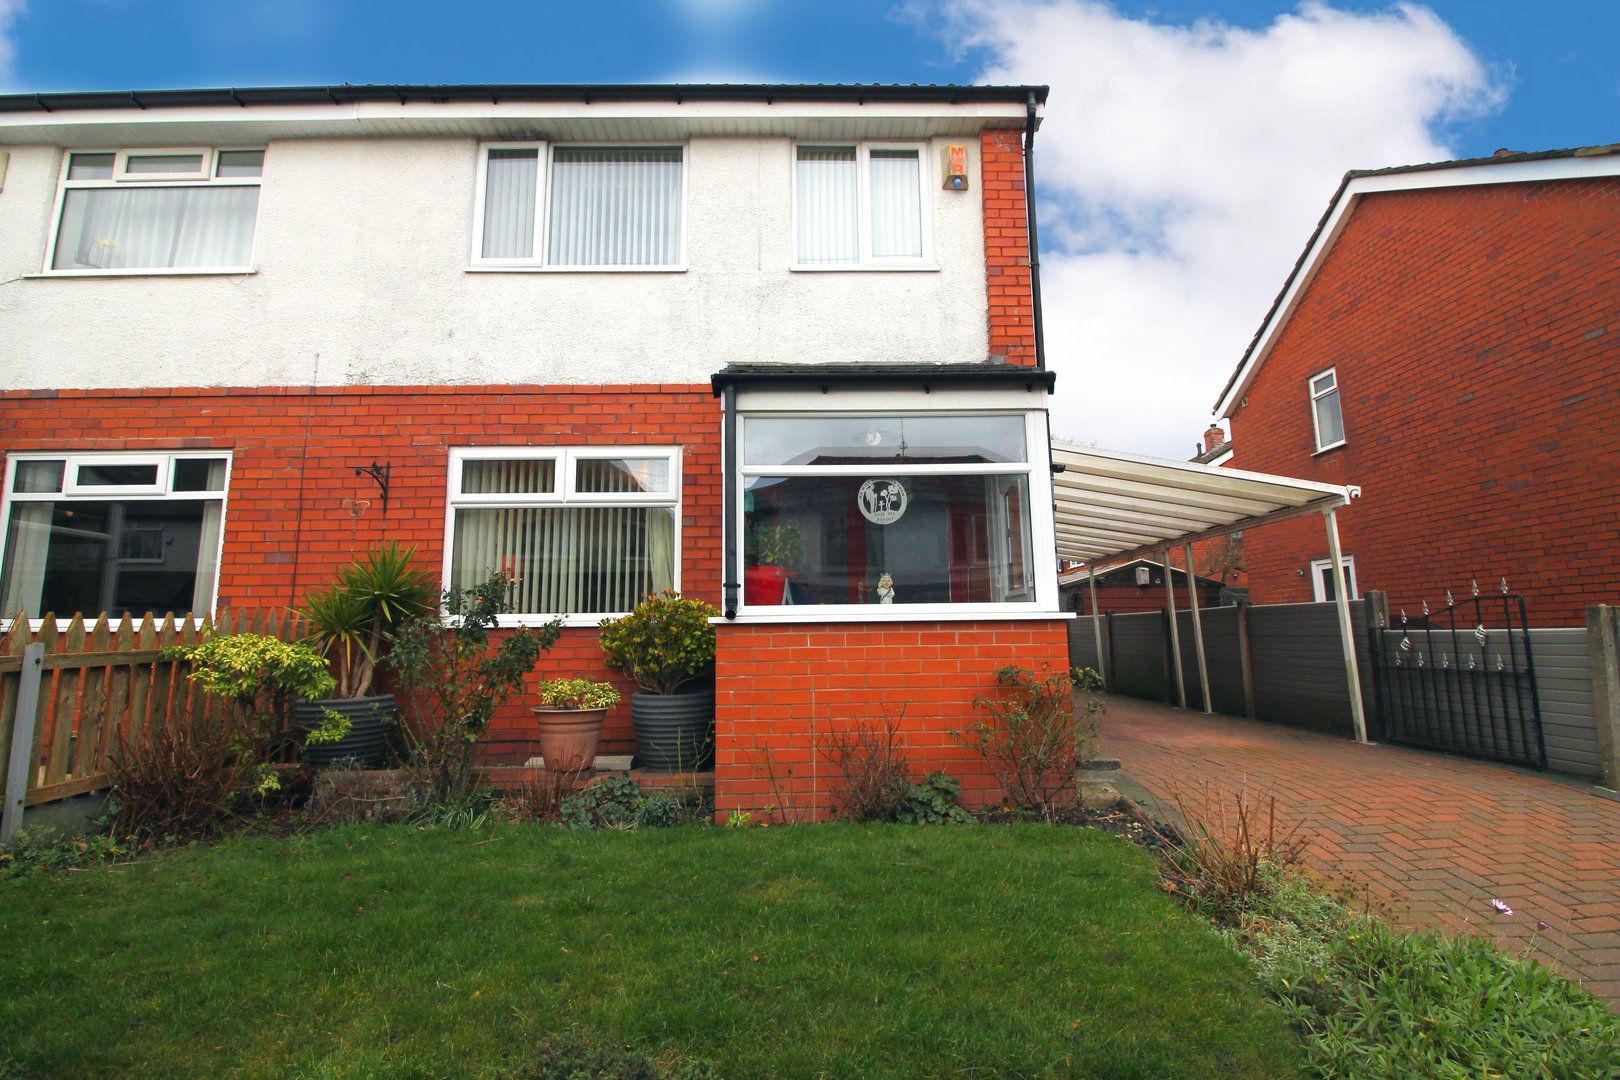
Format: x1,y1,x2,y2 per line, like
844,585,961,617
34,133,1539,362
0,609,305,842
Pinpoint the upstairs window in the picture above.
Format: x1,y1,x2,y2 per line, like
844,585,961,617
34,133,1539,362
1,452,231,620
473,144,685,269
794,143,931,268
1310,367,1345,451
48,148,263,273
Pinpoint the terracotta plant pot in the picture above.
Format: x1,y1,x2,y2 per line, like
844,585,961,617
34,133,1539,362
529,706,607,772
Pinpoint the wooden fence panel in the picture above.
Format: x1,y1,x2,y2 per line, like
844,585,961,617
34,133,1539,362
0,610,304,815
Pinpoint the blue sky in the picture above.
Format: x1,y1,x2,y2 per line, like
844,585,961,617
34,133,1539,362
3,0,1616,455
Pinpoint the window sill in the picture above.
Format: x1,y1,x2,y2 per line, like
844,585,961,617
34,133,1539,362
1312,441,1347,457
465,265,688,274
714,608,1073,625
789,263,940,273
25,268,257,279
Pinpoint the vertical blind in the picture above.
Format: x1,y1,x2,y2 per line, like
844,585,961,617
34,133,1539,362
868,150,923,259
795,147,859,264
547,148,683,266
450,454,677,614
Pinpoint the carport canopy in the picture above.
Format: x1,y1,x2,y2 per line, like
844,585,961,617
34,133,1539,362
1049,441,1368,741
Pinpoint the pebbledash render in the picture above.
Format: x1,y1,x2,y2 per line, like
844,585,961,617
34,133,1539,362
0,83,1069,818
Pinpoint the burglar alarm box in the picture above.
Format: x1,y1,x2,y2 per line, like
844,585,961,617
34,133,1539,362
942,143,969,190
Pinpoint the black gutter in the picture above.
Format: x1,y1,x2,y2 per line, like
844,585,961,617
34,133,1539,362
0,82,1049,116
721,383,740,620
1024,92,1046,372
710,363,1055,396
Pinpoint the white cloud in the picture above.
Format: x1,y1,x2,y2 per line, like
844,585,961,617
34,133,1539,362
937,1,1503,457
0,0,24,86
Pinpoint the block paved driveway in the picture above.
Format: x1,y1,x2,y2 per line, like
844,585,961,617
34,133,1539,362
1094,694,1620,1005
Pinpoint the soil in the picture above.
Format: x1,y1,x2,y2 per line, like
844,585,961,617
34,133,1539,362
976,804,1184,855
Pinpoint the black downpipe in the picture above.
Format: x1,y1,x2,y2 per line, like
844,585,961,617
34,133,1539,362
1024,92,1046,372
721,384,740,619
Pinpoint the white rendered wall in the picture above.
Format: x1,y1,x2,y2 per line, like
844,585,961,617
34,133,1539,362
0,136,992,390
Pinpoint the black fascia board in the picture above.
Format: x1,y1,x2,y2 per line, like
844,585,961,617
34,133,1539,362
710,363,1057,397
0,83,1049,115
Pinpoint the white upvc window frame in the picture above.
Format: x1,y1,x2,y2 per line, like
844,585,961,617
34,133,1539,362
43,146,265,277
467,141,688,272
443,445,683,626
1310,555,1358,603
0,450,234,630
1309,366,1346,452
732,396,1057,621
790,140,936,271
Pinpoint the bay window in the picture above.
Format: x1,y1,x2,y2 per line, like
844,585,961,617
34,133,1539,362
794,143,931,268
446,448,680,619
0,452,230,620
739,413,1041,610
48,148,263,273
472,144,685,268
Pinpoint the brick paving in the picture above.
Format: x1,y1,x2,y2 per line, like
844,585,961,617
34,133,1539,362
1095,694,1620,1004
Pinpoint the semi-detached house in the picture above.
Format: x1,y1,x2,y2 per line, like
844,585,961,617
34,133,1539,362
0,83,1067,818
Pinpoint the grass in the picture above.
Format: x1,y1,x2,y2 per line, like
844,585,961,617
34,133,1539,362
0,823,1306,1079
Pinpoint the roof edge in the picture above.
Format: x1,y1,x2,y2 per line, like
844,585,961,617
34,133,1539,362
0,82,1050,116
711,362,1056,397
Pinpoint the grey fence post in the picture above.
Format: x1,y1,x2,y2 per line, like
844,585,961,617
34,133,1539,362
1589,605,1620,793
1236,599,1256,719
1,643,45,847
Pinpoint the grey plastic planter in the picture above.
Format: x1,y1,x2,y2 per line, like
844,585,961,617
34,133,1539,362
631,687,715,772
296,694,395,769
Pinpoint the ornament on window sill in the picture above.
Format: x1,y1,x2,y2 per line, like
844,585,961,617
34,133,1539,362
876,572,895,605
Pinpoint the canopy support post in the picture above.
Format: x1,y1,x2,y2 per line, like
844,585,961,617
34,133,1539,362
1088,568,1106,688
1324,507,1369,743
1184,542,1213,714
1161,548,1187,709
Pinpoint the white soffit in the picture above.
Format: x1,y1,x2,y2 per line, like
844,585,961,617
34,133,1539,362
1050,441,1357,565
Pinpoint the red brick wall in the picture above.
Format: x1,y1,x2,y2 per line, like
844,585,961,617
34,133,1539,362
981,129,1036,367
713,619,1071,820
1229,177,1620,626
0,384,721,753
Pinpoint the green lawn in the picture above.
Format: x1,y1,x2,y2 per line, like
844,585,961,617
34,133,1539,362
0,823,1305,1079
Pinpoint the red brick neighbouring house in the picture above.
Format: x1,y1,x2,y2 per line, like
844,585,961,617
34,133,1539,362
1213,146,1620,626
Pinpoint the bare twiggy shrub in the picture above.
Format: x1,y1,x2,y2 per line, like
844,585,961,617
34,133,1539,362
504,769,582,824
109,713,241,843
1160,782,1307,913
818,709,914,822
953,664,1102,821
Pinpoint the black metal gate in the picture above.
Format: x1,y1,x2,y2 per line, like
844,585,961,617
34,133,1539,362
1368,587,1545,768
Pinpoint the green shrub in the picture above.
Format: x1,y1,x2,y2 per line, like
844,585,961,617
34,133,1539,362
561,777,647,830
894,772,973,825
1,826,127,877
1275,920,1620,1078
598,591,718,694
636,793,681,829
534,677,622,710
301,541,437,699
386,571,562,805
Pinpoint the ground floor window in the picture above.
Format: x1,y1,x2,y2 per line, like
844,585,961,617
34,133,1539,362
738,411,1042,610
445,447,680,619
0,452,229,619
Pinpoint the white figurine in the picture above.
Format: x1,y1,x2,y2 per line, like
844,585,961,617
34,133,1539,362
876,572,895,604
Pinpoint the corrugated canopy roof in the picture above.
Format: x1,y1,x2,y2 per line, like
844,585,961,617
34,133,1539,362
1051,441,1359,565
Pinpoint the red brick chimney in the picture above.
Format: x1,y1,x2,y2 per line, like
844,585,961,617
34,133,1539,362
1203,424,1226,453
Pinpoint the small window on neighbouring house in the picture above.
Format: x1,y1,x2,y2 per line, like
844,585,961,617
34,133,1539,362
794,143,930,268
1310,556,1357,603
1310,368,1345,451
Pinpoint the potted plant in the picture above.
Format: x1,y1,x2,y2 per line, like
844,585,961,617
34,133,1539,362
530,677,621,773
744,521,803,605
599,590,719,771
297,541,436,768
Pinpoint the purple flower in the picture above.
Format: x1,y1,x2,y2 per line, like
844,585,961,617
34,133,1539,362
1491,898,1513,917
1537,921,1549,931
